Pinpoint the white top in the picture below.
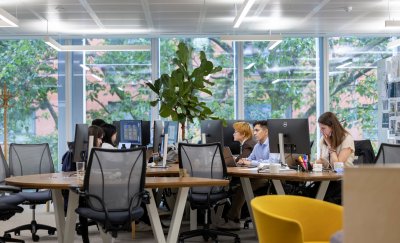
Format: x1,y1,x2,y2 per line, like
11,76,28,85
101,143,116,149
319,133,355,167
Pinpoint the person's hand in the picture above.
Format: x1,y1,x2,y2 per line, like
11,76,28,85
237,158,251,166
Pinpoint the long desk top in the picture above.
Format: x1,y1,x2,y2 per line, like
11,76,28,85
227,167,342,182
5,172,228,190
146,163,180,176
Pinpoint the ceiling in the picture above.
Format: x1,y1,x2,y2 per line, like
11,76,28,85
0,0,399,38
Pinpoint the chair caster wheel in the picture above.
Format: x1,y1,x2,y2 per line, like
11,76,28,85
4,233,11,238
32,234,40,242
48,229,56,235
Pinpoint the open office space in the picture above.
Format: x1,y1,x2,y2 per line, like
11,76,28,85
1,1,400,243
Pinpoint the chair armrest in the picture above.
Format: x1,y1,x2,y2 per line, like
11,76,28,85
0,185,21,193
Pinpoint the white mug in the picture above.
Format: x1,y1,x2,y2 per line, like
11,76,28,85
270,163,280,173
313,163,323,172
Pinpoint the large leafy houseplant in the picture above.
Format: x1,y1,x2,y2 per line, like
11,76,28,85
146,42,223,140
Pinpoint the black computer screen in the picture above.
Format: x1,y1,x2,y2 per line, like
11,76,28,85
268,118,311,155
153,120,163,153
200,120,223,145
119,120,142,145
164,121,179,145
73,124,89,162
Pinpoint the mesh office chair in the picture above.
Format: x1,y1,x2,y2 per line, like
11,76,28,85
75,147,148,240
374,143,400,164
178,142,240,243
5,143,56,242
0,145,26,243
353,140,375,165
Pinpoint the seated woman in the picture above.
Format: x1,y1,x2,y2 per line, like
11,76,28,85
315,112,355,205
232,121,256,162
100,123,117,149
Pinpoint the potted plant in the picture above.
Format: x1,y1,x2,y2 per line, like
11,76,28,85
146,42,224,141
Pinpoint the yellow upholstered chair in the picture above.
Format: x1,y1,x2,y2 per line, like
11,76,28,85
251,195,343,243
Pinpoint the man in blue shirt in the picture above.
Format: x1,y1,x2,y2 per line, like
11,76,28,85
218,120,277,230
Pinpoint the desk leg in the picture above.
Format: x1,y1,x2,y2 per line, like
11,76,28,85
316,181,330,200
272,179,286,195
64,191,79,243
51,189,64,243
146,189,166,243
166,187,189,243
240,177,255,226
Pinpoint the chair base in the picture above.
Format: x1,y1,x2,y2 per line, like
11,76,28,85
4,220,56,242
178,228,240,243
0,236,25,243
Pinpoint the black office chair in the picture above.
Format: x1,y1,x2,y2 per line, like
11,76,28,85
74,147,148,240
178,142,240,243
374,143,400,164
0,145,26,243
5,143,56,242
354,140,375,165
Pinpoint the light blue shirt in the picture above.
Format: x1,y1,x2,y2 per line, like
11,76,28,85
247,138,280,166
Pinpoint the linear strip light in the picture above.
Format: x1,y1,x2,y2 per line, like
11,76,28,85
387,38,400,49
221,35,282,42
44,37,150,52
272,78,314,84
233,0,256,28
0,8,19,27
268,40,283,50
385,20,400,27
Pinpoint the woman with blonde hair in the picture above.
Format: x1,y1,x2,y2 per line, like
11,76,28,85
232,121,256,162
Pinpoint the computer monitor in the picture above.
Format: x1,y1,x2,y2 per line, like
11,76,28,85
153,120,163,153
200,120,223,145
268,118,311,163
119,120,150,146
164,121,179,145
72,124,89,162
223,120,255,155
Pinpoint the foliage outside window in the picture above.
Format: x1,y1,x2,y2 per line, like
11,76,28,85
328,37,391,150
84,38,152,123
243,38,317,149
0,40,59,165
160,38,235,142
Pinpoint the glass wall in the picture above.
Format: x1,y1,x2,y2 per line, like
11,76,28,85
0,40,59,164
83,38,152,123
328,37,392,149
159,38,235,142
243,38,318,145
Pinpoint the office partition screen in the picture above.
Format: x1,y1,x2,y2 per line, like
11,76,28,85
84,38,152,123
328,37,392,150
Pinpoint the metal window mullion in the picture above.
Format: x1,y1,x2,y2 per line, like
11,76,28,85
151,38,160,122
235,42,244,119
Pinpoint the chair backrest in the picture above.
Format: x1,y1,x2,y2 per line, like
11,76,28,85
354,139,375,165
178,142,227,194
251,195,343,243
9,143,54,176
374,143,400,164
0,145,10,185
84,147,146,212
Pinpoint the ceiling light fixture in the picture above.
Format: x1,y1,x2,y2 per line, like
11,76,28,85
0,8,19,27
268,40,283,50
43,37,150,52
221,35,282,42
233,0,256,28
385,0,400,27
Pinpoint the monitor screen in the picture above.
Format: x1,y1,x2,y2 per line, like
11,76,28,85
268,118,311,155
164,121,179,145
223,120,255,155
119,120,142,145
200,120,223,145
153,120,163,153
72,124,89,162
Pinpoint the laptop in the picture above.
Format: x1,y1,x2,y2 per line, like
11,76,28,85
223,147,237,167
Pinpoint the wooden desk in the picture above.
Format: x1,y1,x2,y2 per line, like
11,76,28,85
6,173,228,243
146,163,179,176
227,167,342,226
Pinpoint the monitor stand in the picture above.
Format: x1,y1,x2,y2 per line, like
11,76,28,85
150,133,169,168
278,133,287,166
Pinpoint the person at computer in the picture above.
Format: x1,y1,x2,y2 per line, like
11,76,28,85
100,123,117,149
218,120,278,230
315,112,354,205
232,121,256,162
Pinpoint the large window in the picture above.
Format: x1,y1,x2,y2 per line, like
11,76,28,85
159,38,235,142
0,40,59,164
328,37,391,148
84,38,152,123
243,38,317,142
